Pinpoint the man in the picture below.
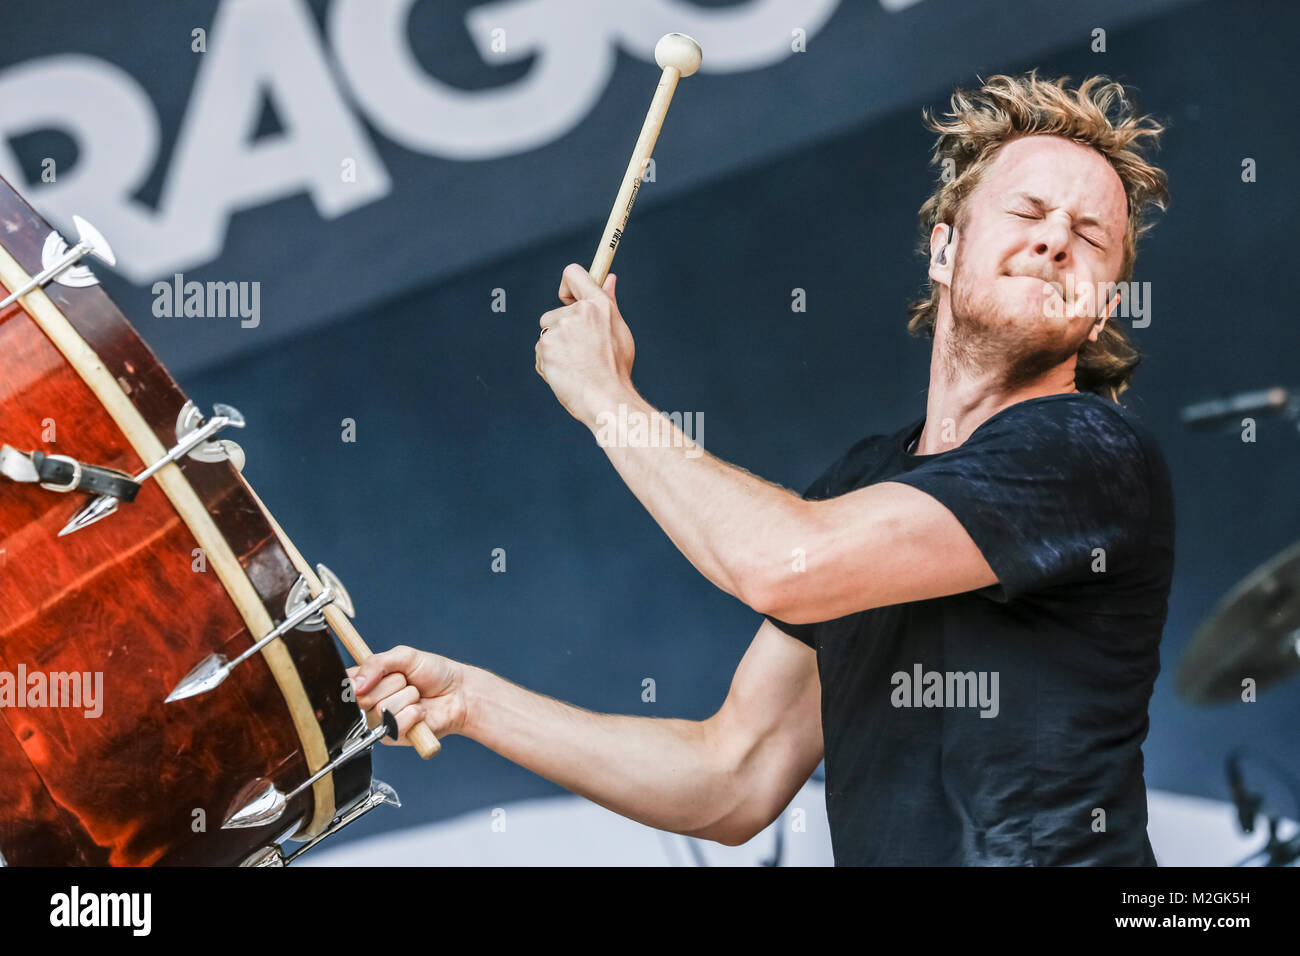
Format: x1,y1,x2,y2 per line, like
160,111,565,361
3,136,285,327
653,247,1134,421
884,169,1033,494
351,72,1174,865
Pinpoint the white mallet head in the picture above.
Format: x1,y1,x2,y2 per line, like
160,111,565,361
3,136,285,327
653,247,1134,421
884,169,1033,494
655,33,702,77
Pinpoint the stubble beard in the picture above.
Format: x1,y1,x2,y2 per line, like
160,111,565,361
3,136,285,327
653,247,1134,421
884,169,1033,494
945,262,1091,391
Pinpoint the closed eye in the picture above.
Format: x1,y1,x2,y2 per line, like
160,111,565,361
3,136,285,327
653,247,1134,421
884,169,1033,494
1014,207,1106,250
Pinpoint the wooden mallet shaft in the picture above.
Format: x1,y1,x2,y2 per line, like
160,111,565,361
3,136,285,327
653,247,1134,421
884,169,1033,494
238,475,441,758
588,33,702,285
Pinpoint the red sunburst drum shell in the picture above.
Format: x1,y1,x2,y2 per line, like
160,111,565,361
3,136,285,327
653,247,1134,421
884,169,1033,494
0,178,369,866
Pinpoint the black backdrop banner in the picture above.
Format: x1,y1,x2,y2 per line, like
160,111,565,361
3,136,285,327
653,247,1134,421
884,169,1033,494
0,0,1194,374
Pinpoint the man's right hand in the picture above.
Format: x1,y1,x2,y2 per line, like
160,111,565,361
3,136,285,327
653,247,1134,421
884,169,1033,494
346,623,823,846
348,646,470,747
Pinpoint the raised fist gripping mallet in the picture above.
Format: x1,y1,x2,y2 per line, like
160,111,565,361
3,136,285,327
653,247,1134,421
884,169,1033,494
536,32,702,374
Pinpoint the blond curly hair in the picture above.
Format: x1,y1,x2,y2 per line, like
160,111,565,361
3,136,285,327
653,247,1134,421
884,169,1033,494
907,72,1170,401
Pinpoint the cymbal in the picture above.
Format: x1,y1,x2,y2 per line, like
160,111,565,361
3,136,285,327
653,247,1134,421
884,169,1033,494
1177,539,1300,704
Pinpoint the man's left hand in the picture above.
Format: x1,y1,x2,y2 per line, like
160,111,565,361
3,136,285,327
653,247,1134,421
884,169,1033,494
536,263,636,426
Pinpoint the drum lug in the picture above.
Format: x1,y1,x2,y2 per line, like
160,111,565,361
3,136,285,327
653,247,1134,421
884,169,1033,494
237,779,401,867
174,400,244,464
223,712,399,829
284,780,400,865
40,215,115,288
285,564,355,630
165,574,337,702
60,401,245,536
346,710,387,745
0,215,115,313
238,845,285,868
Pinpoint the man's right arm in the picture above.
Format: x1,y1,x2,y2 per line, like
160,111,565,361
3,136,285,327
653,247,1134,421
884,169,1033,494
350,620,823,846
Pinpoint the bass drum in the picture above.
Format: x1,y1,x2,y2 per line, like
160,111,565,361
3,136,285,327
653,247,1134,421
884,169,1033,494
0,176,374,865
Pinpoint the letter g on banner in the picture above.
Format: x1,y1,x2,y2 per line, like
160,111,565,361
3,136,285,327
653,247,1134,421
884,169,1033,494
328,0,842,160
330,0,617,160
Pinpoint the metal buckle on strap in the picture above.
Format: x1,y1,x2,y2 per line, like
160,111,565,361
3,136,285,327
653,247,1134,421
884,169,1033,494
37,454,82,493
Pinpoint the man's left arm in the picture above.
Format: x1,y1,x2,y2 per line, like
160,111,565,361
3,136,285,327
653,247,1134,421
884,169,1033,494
535,264,997,624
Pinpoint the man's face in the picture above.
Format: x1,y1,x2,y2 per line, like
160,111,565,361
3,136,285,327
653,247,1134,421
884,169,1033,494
939,135,1128,382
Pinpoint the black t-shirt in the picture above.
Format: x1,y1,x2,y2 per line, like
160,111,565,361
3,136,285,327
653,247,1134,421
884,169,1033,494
767,392,1175,866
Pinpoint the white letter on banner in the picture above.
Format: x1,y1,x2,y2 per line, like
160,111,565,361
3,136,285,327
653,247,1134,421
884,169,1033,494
329,0,616,160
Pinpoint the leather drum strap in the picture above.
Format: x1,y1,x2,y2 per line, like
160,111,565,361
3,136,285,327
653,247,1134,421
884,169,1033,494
0,444,141,500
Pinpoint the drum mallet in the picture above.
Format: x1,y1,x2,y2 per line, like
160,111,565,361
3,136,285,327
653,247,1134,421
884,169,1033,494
538,33,700,376
589,32,702,285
